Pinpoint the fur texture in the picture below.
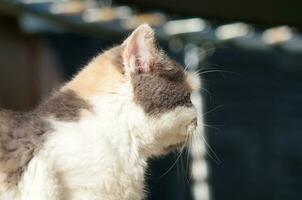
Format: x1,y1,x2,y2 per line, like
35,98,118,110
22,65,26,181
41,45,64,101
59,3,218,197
0,24,203,200
0,90,90,188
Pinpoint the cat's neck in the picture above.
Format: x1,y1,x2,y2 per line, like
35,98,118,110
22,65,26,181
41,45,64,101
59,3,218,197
41,93,147,199
37,46,149,199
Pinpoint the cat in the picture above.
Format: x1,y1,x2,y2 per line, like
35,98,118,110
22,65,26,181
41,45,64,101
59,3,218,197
0,24,203,200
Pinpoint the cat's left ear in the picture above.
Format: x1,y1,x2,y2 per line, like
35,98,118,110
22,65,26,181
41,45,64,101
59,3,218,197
122,24,157,74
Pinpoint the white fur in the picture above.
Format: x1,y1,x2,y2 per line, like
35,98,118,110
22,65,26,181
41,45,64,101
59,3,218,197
19,155,62,200
6,77,200,200
1,24,205,199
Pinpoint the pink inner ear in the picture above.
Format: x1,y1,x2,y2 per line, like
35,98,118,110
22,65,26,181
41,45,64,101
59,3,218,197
131,41,148,73
132,36,151,73
135,59,146,73
124,25,155,74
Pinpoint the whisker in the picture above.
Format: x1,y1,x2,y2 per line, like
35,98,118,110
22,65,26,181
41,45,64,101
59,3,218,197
197,69,237,76
179,152,185,181
203,105,224,116
158,145,186,179
203,124,221,131
199,131,221,164
184,65,190,72
176,155,180,182
186,137,193,183
200,87,211,96
187,133,196,182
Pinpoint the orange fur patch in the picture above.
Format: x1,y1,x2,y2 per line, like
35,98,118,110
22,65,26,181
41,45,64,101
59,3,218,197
64,49,125,100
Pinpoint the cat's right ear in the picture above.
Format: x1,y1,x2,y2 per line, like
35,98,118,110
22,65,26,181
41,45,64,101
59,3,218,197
122,24,157,74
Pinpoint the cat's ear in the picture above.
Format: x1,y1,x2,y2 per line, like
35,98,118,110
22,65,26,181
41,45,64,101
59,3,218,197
122,24,157,74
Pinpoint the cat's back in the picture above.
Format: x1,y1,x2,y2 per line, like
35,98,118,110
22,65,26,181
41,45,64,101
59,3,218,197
0,108,48,189
0,108,31,146
0,109,17,136
0,109,21,197
0,109,30,146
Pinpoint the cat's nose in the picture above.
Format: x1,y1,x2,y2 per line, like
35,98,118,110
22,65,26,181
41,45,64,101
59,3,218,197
191,117,198,128
187,117,198,134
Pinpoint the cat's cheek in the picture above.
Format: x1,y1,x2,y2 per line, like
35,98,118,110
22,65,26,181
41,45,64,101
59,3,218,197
147,106,197,154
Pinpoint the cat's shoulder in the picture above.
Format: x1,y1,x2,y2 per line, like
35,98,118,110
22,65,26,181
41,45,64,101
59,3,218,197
0,109,21,134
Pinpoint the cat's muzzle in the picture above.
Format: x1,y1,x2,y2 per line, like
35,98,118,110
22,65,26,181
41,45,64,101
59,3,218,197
163,117,198,153
187,117,198,134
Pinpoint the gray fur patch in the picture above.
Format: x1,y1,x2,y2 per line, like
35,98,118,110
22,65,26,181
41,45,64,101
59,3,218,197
38,90,91,121
0,90,90,185
131,55,192,116
108,43,192,115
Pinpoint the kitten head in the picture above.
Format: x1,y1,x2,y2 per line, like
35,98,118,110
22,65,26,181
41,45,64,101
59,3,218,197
122,24,201,156
67,24,202,157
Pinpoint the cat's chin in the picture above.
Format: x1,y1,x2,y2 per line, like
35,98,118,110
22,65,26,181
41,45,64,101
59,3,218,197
163,141,187,154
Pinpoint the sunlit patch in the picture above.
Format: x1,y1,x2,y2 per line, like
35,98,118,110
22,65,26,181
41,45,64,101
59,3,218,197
186,72,201,92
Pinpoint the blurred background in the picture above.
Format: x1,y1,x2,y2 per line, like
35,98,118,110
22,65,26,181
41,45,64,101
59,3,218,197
1,0,302,200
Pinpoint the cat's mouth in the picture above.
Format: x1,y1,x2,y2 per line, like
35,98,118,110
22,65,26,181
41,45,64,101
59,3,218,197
162,118,198,153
